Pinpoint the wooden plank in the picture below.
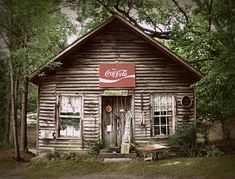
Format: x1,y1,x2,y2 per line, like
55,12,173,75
36,20,197,153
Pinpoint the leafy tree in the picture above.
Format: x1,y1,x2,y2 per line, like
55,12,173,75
0,55,9,141
166,0,235,133
0,0,74,158
72,0,235,138
75,0,186,39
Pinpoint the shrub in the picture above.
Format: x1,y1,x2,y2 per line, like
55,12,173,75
168,123,223,157
203,145,224,157
45,151,83,161
89,141,103,156
169,123,223,157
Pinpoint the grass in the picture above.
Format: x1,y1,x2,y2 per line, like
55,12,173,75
121,156,235,178
1,153,235,178
0,156,18,175
22,159,108,178
0,141,14,150
21,156,235,179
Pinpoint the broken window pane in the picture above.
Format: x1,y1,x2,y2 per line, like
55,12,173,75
59,96,82,137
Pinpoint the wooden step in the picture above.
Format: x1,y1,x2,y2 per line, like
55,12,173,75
100,152,137,159
103,158,133,162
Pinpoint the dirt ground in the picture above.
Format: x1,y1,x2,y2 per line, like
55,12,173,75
0,127,36,159
78,173,172,179
0,127,36,178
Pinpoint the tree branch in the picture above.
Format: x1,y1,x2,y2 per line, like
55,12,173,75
171,0,189,24
0,31,10,49
48,4,74,14
95,0,170,39
116,5,170,38
208,0,213,32
129,3,163,32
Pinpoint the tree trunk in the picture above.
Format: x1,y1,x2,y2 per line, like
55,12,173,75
8,120,14,144
20,77,28,152
5,81,11,143
5,96,11,143
9,57,20,161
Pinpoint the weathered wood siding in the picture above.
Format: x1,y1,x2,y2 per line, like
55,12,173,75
38,19,196,152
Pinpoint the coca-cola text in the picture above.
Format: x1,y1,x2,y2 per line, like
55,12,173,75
105,69,128,78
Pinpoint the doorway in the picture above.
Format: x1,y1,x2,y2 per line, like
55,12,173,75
102,96,132,148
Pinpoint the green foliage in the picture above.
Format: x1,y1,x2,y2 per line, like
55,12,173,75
137,1,185,29
27,122,36,129
194,1,235,122
163,0,235,123
76,0,110,35
0,141,14,150
203,145,224,157
169,123,205,157
27,84,37,112
169,123,223,157
89,141,104,156
24,158,107,178
0,0,75,84
0,57,8,140
0,0,75,141
75,0,186,36
45,151,87,161
3,155,235,178
76,0,234,123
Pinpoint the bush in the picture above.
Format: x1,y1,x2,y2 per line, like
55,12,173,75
169,123,204,156
169,123,222,157
89,141,103,156
45,151,83,161
203,145,224,157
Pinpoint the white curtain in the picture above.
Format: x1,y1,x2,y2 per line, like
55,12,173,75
60,96,81,114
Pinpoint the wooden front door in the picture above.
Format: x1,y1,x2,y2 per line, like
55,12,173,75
102,96,132,148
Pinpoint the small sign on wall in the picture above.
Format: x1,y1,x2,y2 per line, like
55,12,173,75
107,125,112,132
104,90,129,96
99,64,135,88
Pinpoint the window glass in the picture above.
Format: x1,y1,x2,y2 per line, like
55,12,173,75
153,95,174,136
59,96,81,137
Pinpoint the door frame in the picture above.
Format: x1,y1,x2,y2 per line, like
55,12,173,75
99,93,135,145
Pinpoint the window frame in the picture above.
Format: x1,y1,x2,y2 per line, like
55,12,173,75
151,94,176,137
56,94,83,139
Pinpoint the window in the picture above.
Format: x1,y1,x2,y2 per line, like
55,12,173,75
153,95,174,136
181,96,192,108
58,95,82,137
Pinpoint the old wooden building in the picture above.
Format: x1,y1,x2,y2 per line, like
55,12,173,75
29,14,202,154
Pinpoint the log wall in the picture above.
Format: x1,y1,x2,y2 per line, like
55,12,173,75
37,19,196,153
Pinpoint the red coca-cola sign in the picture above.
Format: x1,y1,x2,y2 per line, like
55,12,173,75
99,64,135,88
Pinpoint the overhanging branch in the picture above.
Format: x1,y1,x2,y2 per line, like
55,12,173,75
171,0,189,24
95,0,170,39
